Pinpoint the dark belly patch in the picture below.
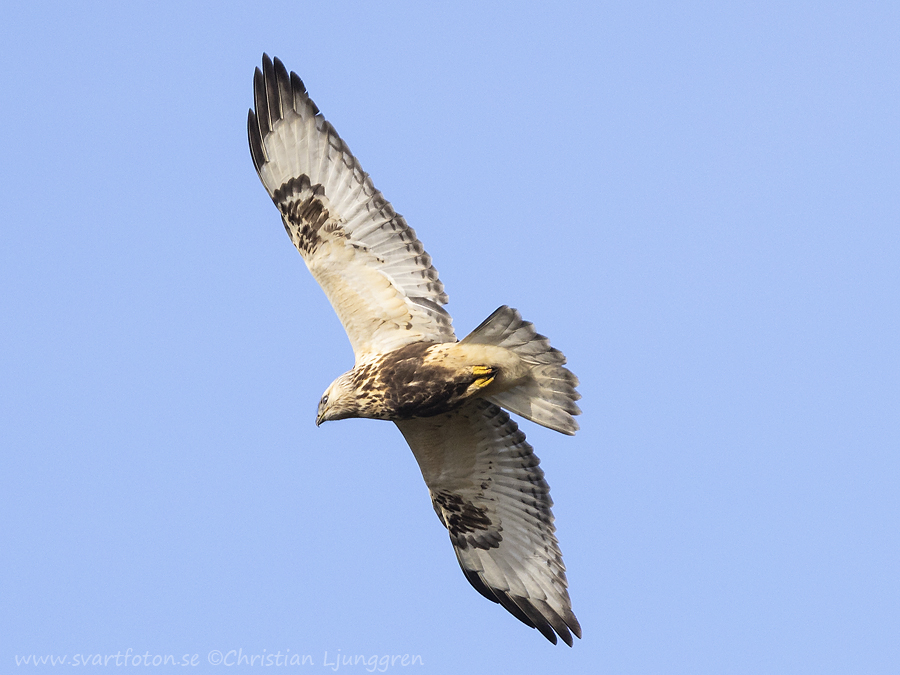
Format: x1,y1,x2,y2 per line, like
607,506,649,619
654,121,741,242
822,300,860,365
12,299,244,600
374,343,492,419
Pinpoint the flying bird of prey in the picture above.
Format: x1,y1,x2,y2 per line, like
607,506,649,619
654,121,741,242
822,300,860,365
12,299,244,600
248,55,582,646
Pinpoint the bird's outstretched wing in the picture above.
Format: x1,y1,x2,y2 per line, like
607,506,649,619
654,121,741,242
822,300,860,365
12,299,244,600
395,399,582,646
248,54,455,359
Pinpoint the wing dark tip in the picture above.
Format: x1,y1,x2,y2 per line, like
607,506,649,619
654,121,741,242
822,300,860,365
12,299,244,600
248,108,266,172
253,64,269,140
262,53,281,131
273,56,292,109
291,71,316,114
458,556,579,646
250,54,323,179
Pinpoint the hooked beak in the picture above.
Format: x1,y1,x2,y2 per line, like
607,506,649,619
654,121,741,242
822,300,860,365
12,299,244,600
315,412,324,427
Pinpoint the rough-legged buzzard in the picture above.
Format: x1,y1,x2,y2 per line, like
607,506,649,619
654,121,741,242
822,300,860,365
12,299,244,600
248,55,582,646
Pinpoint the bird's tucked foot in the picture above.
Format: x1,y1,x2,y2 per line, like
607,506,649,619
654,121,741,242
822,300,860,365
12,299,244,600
466,365,498,395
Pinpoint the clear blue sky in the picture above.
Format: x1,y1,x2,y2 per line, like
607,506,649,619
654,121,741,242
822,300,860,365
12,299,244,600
2,1,898,673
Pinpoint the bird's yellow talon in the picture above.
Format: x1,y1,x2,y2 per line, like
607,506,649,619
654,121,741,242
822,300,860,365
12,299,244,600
474,375,495,389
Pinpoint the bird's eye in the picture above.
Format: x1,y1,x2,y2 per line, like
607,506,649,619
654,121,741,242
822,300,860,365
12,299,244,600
321,395,328,406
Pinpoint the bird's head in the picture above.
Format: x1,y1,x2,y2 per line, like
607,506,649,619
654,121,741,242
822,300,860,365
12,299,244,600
316,373,359,426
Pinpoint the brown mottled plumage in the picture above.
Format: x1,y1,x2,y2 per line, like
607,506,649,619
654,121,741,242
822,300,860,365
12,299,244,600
248,54,582,646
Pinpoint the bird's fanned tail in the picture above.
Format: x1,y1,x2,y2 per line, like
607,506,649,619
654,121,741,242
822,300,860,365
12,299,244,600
462,306,581,435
